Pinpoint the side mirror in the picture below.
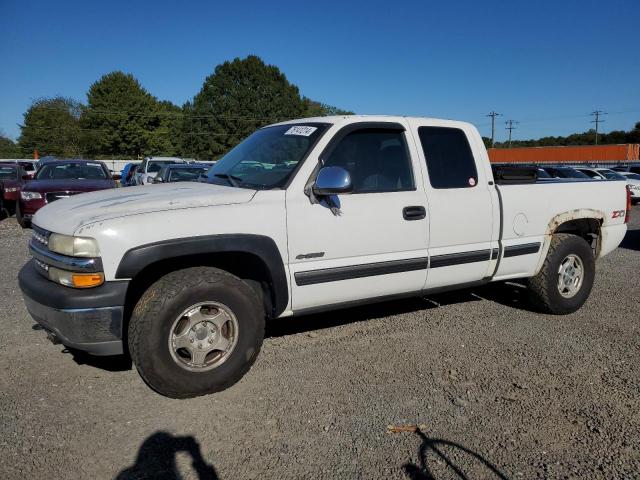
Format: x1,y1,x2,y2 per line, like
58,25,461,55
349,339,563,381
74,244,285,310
313,166,352,196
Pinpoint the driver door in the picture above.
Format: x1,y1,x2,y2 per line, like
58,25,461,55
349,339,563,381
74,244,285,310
285,122,429,312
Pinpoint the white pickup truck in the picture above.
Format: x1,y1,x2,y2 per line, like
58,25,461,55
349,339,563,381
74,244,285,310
19,115,630,398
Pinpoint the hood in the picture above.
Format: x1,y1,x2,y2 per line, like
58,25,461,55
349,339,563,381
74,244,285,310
33,182,256,234
23,178,115,193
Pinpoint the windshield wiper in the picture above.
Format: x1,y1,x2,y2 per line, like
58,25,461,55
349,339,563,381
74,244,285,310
213,173,243,188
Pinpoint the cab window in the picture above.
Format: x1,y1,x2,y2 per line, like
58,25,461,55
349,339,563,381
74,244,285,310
323,128,414,193
418,127,478,189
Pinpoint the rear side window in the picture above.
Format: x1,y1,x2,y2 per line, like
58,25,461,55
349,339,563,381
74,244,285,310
418,127,478,189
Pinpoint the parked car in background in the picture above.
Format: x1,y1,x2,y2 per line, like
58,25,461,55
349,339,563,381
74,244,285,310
616,171,640,204
17,160,116,228
0,163,28,216
542,166,590,179
153,164,211,183
18,160,39,179
575,167,627,181
612,165,640,175
120,163,139,187
133,157,185,185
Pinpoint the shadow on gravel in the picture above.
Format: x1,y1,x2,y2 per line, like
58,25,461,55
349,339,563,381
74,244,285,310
116,431,218,480
266,282,536,338
64,348,132,372
403,430,510,480
619,228,640,252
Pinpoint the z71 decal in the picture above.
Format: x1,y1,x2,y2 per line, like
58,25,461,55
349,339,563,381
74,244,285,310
612,210,626,219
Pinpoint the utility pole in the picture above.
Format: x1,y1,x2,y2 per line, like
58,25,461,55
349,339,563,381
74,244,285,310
590,110,607,145
486,111,502,147
505,120,519,148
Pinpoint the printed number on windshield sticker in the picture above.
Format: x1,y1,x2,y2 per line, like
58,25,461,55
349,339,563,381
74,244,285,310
284,126,317,136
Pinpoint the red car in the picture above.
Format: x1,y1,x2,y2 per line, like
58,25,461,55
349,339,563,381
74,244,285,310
17,160,116,228
0,163,28,217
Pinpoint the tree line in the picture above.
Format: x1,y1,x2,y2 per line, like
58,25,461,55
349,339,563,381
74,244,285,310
0,55,352,159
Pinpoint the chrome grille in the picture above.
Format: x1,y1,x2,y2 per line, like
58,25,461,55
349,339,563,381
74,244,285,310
31,225,50,247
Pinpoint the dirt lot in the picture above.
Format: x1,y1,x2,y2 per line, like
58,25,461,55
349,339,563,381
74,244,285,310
1,209,639,479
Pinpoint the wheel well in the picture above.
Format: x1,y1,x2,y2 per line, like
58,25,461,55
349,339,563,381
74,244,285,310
552,218,601,254
123,252,276,333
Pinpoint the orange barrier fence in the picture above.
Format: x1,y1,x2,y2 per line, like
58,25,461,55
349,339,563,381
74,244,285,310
488,144,640,164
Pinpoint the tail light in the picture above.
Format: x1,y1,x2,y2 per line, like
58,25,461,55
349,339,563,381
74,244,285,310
625,185,631,224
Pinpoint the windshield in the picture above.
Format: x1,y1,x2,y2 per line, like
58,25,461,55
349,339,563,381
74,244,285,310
0,165,17,179
600,170,625,180
169,167,209,182
536,168,551,178
148,161,177,173
36,162,108,180
207,124,328,189
551,168,589,179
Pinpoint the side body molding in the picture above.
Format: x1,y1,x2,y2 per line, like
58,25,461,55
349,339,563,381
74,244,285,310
115,234,289,317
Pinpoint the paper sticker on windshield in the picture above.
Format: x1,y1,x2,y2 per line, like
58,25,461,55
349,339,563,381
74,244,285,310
284,126,317,136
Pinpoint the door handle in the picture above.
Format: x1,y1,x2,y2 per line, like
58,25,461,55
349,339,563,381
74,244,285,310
403,206,426,220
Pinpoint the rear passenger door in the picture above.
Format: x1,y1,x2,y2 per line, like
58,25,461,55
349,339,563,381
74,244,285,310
408,121,497,289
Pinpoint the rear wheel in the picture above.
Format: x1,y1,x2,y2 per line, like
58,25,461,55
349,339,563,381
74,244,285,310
128,267,265,398
528,233,595,314
16,203,30,228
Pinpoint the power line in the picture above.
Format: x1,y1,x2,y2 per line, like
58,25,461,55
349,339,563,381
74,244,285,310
590,110,607,145
486,111,502,147
505,120,519,148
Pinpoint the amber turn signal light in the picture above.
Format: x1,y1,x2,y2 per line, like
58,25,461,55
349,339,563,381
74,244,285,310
71,273,105,288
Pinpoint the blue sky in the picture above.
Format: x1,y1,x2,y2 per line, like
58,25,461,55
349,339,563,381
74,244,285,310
1,0,639,142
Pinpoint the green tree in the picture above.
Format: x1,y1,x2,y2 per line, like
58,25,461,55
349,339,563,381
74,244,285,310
18,97,83,158
188,55,307,159
302,97,353,117
146,100,183,157
0,132,22,158
81,71,161,158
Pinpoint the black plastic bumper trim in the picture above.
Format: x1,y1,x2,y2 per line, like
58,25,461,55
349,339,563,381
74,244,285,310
19,260,128,310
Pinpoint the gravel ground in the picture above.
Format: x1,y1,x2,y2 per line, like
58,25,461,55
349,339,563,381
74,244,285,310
1,209,639,479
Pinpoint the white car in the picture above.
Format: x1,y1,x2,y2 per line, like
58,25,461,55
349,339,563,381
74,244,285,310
19,115,629,398
575,167,626,181
618,171,640,204
132,157,185,185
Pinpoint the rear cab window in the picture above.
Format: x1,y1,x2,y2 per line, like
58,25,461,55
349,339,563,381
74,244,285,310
417,127,478,189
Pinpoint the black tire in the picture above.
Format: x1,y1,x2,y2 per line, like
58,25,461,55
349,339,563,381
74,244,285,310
128,267,265,398
16,203,30,228
528,233,595,315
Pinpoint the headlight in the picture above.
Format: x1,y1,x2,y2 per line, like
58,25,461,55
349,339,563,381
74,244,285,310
5,187,19,193
21,191,42,200
48,266,104,288
48,233,101,257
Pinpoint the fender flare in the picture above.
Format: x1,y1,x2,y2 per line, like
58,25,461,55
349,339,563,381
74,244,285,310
534,209,605,274
115,234,289,317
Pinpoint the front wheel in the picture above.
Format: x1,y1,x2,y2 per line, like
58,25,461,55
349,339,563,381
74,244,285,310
528,233,595,314
128,267,265,398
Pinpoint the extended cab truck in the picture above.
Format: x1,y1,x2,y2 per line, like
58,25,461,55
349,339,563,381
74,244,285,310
18,116,630,398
